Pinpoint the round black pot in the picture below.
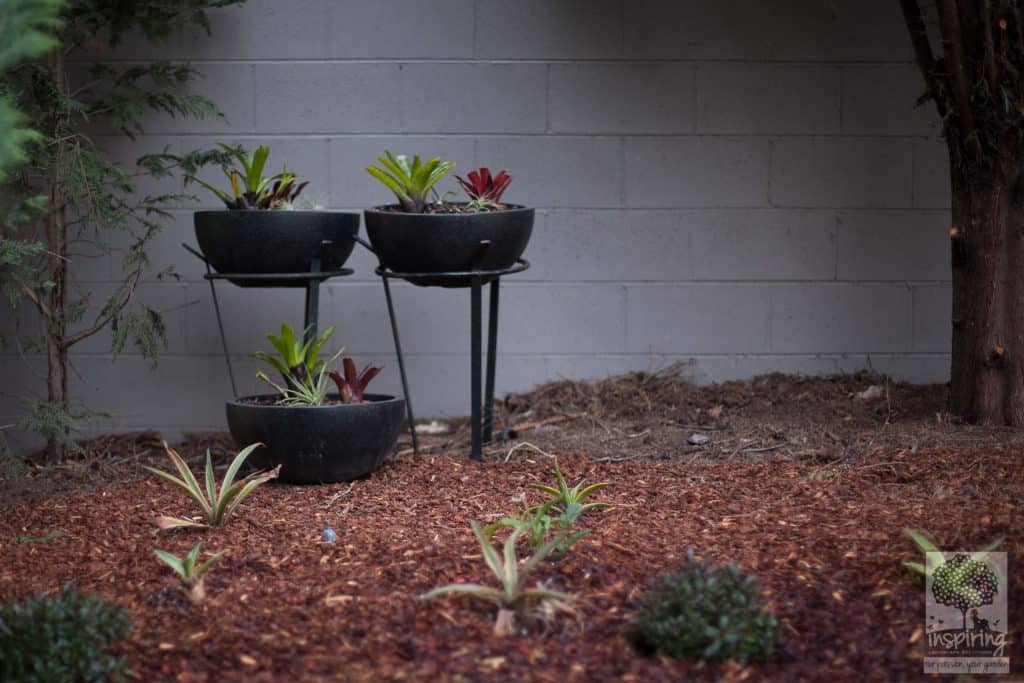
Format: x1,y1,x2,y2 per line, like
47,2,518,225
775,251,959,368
225,393,405,484
194,210,359,287
364,204,534,287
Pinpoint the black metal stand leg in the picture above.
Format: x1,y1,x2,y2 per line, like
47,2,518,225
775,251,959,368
470,275,483,461
382,277,419,454
204,262,238,398
303,252,322,342
483,279,500,443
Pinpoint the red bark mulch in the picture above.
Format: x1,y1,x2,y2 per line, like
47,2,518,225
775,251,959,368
2,443,1021,681
2,371,1022,681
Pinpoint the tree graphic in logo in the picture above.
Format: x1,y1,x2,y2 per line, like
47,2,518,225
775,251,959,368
931,553,999,631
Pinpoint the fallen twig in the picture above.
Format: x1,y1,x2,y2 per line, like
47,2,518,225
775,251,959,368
323,482,356,509
510,412,584,433
503,441,555,462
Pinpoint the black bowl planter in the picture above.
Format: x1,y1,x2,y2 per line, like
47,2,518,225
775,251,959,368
194,210,359,287
364,204,534,287
225,393,405,484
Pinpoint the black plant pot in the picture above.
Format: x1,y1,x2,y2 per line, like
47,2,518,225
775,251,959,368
364,204,533,287
225,393,405,484
194,210,359,287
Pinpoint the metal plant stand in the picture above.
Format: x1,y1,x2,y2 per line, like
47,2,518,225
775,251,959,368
374,251,530,461
182,241,352,401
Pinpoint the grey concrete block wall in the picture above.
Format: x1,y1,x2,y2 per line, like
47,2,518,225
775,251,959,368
1,0,954,445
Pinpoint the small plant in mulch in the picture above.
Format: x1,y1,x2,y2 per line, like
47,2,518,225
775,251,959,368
486,459,611,558
420,521,575,637
0,586,132,683
627,550,777,664
188,142,310,210
901,528,1003,588
145,441,278,529
154,542,226,603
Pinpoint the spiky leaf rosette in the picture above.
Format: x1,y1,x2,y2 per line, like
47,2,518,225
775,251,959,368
932,554,999,617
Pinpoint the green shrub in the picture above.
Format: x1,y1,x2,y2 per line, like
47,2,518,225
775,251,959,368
627,551,776,664
0,586,131,682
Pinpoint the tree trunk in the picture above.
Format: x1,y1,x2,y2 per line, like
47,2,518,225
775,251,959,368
44,49,69,463
948,150,1024,426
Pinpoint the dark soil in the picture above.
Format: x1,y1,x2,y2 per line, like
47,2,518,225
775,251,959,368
1,370,1021,681
374,202,520,215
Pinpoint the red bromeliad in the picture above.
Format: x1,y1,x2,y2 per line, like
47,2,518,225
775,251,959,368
455,167,512,207
329,358,382,403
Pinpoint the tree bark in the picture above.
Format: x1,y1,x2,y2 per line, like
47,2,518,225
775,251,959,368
44,49,69,463
948,150,1024,426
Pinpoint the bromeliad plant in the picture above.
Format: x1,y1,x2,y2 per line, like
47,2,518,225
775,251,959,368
154,542,226,603
455,167,512,211
145,442,278,529
487,460,612,557
188,142,308,210
365,151,455,212
329,358,382,403
254,324,382,406
421,521,572,637
255,324,335,392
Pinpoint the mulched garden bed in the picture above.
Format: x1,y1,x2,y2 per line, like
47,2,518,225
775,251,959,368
1,370,1022,681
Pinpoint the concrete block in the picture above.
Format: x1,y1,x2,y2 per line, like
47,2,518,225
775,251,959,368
626,138,770,208
684,355,843,384
95,0,332,60
329,0,475,58
913,142,951,209
625,0,912,61
836,210,950,281
529,210,691,281
770,139,913,208
625,284,772,353
697,64,840,134
184,285,310,356
912,285,951,352
475,137,623,208
856,354,950,383
476,0,624,59
549,63,696,134
329,136,476,208
68,355,233,429
327,283,471,354
771,283,912,353
690,210,836,280
841,64,939,136
401,63,547,133
254,63,402,134
500,284,627,353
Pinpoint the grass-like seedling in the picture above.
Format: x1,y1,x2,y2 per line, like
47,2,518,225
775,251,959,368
421,521,571,636
0,587,131,682
145,441,278,529
154,542,226,603
627,550,777,664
